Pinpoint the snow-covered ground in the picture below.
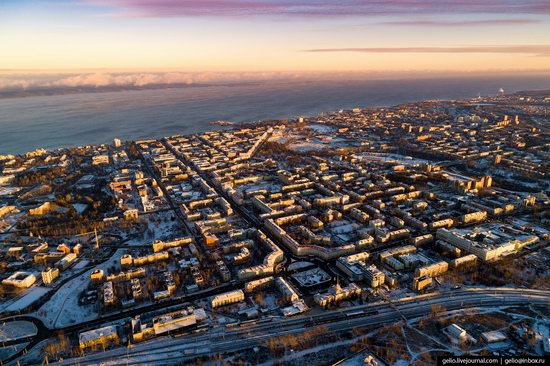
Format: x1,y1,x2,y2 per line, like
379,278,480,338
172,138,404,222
289,142,327,152
354,153,429,166
0,211,20,233
0,286,51,313
72,203,88,214
238,182,281,195
340,350,385,366
0,341,29,361
0,187,21,197
257,338,359,366
33,249,126,329
0,320,37,342
288,136,349,152
308,124,335,133
8,339,47,365
126,212,180,246
287,261,314,271
72,259,90,270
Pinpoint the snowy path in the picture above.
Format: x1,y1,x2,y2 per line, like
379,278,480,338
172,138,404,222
0,320,37,342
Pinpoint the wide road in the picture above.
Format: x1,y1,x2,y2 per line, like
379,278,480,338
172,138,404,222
46,287,550,366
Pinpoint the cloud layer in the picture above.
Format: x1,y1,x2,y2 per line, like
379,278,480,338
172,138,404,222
378,19,541,27
2,69,550,98
305,45,550,57
0,71,303,91
88,0,550,17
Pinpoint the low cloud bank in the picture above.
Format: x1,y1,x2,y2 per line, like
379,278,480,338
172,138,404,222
304,45,550,57
87,0,550,17
1,70,549,98
0,71,303,91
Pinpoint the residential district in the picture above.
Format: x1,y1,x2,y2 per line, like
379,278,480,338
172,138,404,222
0,90,549,366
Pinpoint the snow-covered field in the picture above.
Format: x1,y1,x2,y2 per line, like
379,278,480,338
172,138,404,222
8,339,46,365
34,249,126,328
289,142,327,152
0,320,37,342
0,341,29,361
72,259,90,270
308,124,336,133
0,286,51,313
126,212,180,246
288,136,349,152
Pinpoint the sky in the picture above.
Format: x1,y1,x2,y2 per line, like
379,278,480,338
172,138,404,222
1,0,550,75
